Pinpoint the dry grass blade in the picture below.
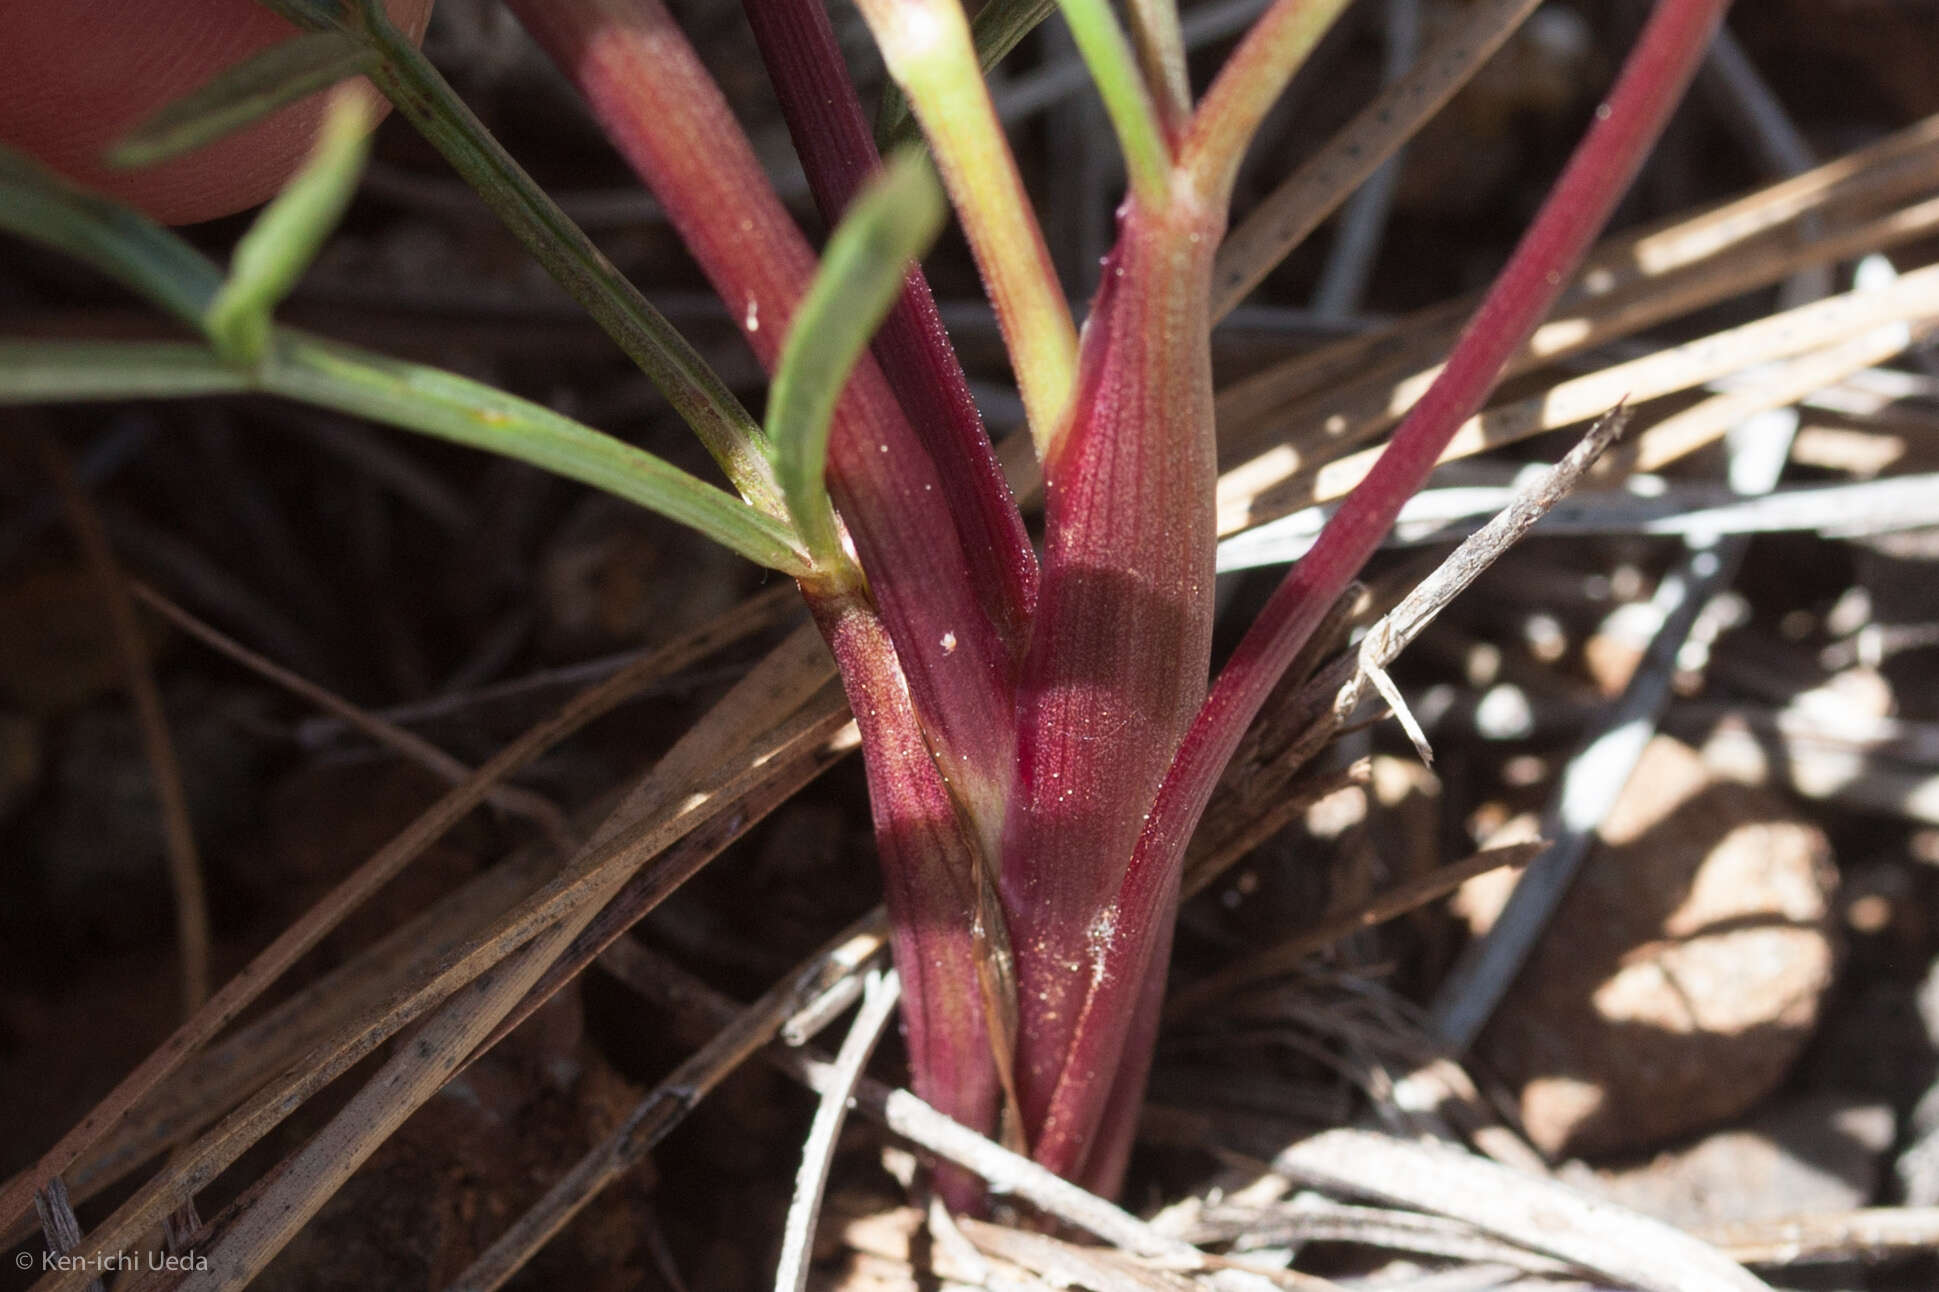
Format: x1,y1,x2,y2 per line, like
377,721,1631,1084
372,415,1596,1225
31,1178,99,1292
446,921,891,1292
131,579,574,838
1220,264,1939,534
0,584,794,1240
470,717,857,1058
1220,189,1939,467
150,631,845,1292
1340,403,1631,709
1271,1130,1770,1292
1182,760,1369,901
953,1217,1204,1291
40,439,211,1015
961,1214,1355,1291
1174,1195,1578,1276
29,628,842,1292
597,943,1214,1268
1212,0,1542,316
1217,114,1939,437
773,968,901,1292
1591,322,1924,481
1166,841,1540,1019
1694,1207,1939,1267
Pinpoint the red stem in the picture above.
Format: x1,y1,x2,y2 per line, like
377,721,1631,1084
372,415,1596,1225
810,586,998,1211
1035,0,1735,1183
506,0,1018,821
741,0,1038,656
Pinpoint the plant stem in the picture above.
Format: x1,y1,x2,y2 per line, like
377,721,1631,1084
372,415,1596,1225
855,0,1080,457
1121,0,1192,135
1184,0,1358,202
1046,0,1736,1188
809,585,1006,1208
1053,0,1173,205
741,0,1039,655
875,0,1057,146
506,0,1022,827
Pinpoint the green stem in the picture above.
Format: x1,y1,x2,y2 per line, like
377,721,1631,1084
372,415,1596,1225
875,0,1056,147
855,0,1079,458
1184,0,1358,203
1054,0,1172,206
1123,0,1191,132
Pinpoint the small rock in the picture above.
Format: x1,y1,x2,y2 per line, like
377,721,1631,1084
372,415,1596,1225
1571,1093,1894,1227
1473,736,1838,1157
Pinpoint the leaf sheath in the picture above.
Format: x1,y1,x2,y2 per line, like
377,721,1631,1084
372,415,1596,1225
998,194,1223,1168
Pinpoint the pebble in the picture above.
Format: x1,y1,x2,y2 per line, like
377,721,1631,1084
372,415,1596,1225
1470,736,1839,1157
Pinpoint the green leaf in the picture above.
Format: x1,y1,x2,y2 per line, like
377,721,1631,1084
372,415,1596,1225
0,341,252,403
0,332,810,574
265,333,810,574
207,90,373,364
766,151,946,565
0,147,222,331
108,32,378,169
876,0,1056,147
347,0,789,523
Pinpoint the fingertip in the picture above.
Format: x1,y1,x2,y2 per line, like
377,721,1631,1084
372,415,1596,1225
0,0,434,225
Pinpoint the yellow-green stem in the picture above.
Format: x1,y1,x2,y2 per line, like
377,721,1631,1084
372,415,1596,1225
856,0,1079,458
1184,0,1358,203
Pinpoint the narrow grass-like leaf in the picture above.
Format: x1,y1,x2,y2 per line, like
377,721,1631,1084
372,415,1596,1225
0,148,220,331
0,342,251,402
207,90,372,364
876,0,1056,146
249,0,788,519
107,32,378,169
1054,0,1172,206
0,332,808,575
265,333,809,573
768,153,947,566
2,145,793,573
741,0,1040,653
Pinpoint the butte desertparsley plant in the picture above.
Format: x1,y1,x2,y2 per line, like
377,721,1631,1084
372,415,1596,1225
0,0,1733,1219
